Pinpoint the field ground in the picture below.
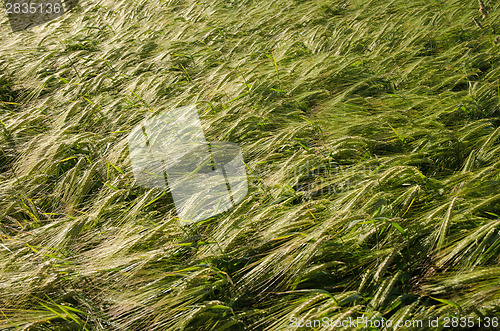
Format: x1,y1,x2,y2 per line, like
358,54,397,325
1,0,500,329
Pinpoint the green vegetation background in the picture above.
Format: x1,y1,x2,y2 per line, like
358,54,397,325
1,0,500,329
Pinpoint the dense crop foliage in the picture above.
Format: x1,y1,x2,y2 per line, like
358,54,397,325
1,0,500,329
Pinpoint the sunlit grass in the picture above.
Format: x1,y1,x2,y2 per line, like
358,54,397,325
1,0,500,329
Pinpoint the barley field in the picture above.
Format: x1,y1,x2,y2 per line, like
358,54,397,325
1,0,500,329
